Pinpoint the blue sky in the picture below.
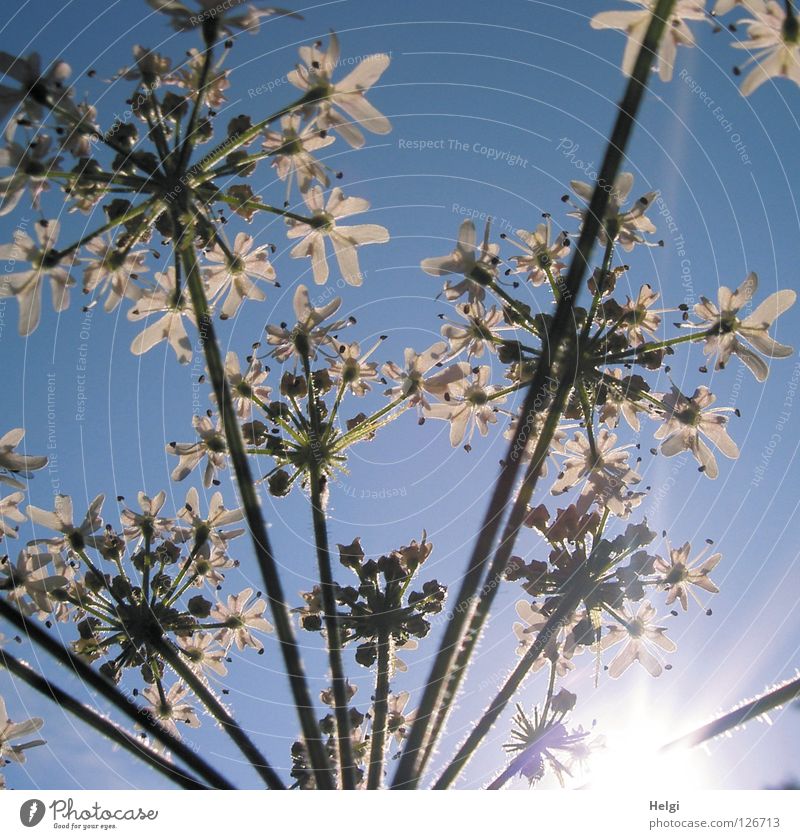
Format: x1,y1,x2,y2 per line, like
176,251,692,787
1,0,800,790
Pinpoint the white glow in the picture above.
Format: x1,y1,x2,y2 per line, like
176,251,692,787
583,710,709,792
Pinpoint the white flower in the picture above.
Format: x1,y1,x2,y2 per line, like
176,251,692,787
0,121,60,215
513,601,574,676
598,601,676,677
171,48,230,106
328,339,383,396
265,284,350,362
167,415,228,487
27,494,104,557
506,218,570,287
424,365,504,449
116,45,173,83
598,370,649,432
120,491,171,542
287,186,389,286
147,0,294,36
0,219,74,335
0,695,45,763
654,541,722,610
440,301,512,358
0,490,25,538
569,172,658,251
220,351,271,418
421,219,500,302
127,267,197,364
0,428,47,490
732,1,800,95
609,283,665,345
82,236,145,312
174,486,244,559
386,692,417,744
590,1,707,83
689,272,796,381
0,547,68,613
203,232,276,319
653,385,738,479
141,682,200,740
176,632,228,677
261,113,335,196
212,587,273,651
0,51,72,123
382,343,468,410
552,430,643,518
288,32,391,148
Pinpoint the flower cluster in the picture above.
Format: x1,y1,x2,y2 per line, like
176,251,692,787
2,487,272,750
0,25,391,358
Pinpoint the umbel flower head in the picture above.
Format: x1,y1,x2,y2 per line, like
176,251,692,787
298,534,446,669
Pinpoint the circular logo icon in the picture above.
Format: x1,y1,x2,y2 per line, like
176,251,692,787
20,799,46,827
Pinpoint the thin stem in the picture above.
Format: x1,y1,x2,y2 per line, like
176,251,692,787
53,197,158,260
0,647,208,790
432,579,585,790
155,638,285,789
600,328,710,363
215,193,314,225
578,381,598,459
0,597,234,789
301,351,356,790
367,629,392,789
176,222,334,789
392,0,677,790
661,675,800,753
192,93,314,175
177,44,214,175
420,382,570,773
331,394,408,453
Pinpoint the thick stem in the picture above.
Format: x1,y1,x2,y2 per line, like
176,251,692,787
177,225,334,789
367,629,392,789
392,0,677,790
0,647,208,790
0,598,233,789
155,638,285,789
420,379,571,773
301,352,356,789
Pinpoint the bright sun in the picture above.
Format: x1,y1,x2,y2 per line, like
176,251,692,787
582,711,710,792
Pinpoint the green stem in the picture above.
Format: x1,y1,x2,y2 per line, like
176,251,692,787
176,219,334,789
53,197,158,260
331,394,408,453
0,647,209,790
177,44,214,175
367,629,392,789
578,381,598,459
192,93,314,175
392,0,677,790
301,352,356,790
600,328,710,363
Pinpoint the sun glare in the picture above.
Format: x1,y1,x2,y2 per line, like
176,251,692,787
583,712,710,792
